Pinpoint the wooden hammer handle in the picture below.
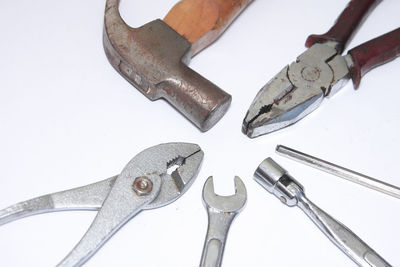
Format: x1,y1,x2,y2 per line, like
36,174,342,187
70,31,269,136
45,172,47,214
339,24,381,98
164,0,253,56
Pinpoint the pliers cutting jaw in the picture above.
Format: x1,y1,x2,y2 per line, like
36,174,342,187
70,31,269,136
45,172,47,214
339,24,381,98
243,0,400,138
242,42,351,138
242,64,325,138
0,143,203,266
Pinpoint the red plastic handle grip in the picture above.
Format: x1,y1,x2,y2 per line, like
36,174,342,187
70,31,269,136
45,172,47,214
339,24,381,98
306,0,381,53
348,28,400,89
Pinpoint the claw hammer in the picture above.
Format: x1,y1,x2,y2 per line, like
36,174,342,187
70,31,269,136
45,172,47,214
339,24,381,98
103,0,253,131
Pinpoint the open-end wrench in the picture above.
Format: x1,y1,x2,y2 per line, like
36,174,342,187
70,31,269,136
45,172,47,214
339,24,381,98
200,176,247,267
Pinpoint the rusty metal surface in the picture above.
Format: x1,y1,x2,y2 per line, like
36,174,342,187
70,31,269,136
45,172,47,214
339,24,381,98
103,0,231,131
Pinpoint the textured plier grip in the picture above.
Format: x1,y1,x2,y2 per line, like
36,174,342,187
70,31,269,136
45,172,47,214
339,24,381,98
305,0,381,53
348,27,400,89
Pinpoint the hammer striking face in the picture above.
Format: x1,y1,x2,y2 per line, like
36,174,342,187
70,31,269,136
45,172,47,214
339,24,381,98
103,0,253,131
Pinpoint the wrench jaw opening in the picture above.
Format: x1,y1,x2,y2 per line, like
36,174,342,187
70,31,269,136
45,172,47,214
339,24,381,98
200,176,247,267
202,176,247,213
254,158,304,207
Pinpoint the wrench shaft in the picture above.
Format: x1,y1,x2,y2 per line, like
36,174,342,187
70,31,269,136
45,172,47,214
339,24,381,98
200,211,236,267
200,176,246,267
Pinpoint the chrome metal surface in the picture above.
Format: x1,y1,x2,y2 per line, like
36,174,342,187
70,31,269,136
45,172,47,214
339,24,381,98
58,174,162,267
276,145,400,199
0,143,204,266
200,176,247,267
254,158,392,267
0,176,117,226
242,65,324,137
242,42,351,138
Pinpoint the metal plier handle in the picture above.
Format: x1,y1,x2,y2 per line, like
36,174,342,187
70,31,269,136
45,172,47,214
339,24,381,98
0,143,204,266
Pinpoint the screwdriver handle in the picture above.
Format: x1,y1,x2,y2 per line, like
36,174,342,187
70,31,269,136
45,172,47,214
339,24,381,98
305,0,381,53
348,27,400,88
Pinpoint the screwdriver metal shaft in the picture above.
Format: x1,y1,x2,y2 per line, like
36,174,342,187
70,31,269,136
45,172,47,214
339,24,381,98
276,145,400,199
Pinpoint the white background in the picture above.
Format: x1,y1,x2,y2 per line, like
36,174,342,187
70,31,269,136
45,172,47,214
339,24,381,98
1,0,399,266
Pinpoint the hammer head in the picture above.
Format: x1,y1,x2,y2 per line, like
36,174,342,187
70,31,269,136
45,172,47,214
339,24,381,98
103,1,231,131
